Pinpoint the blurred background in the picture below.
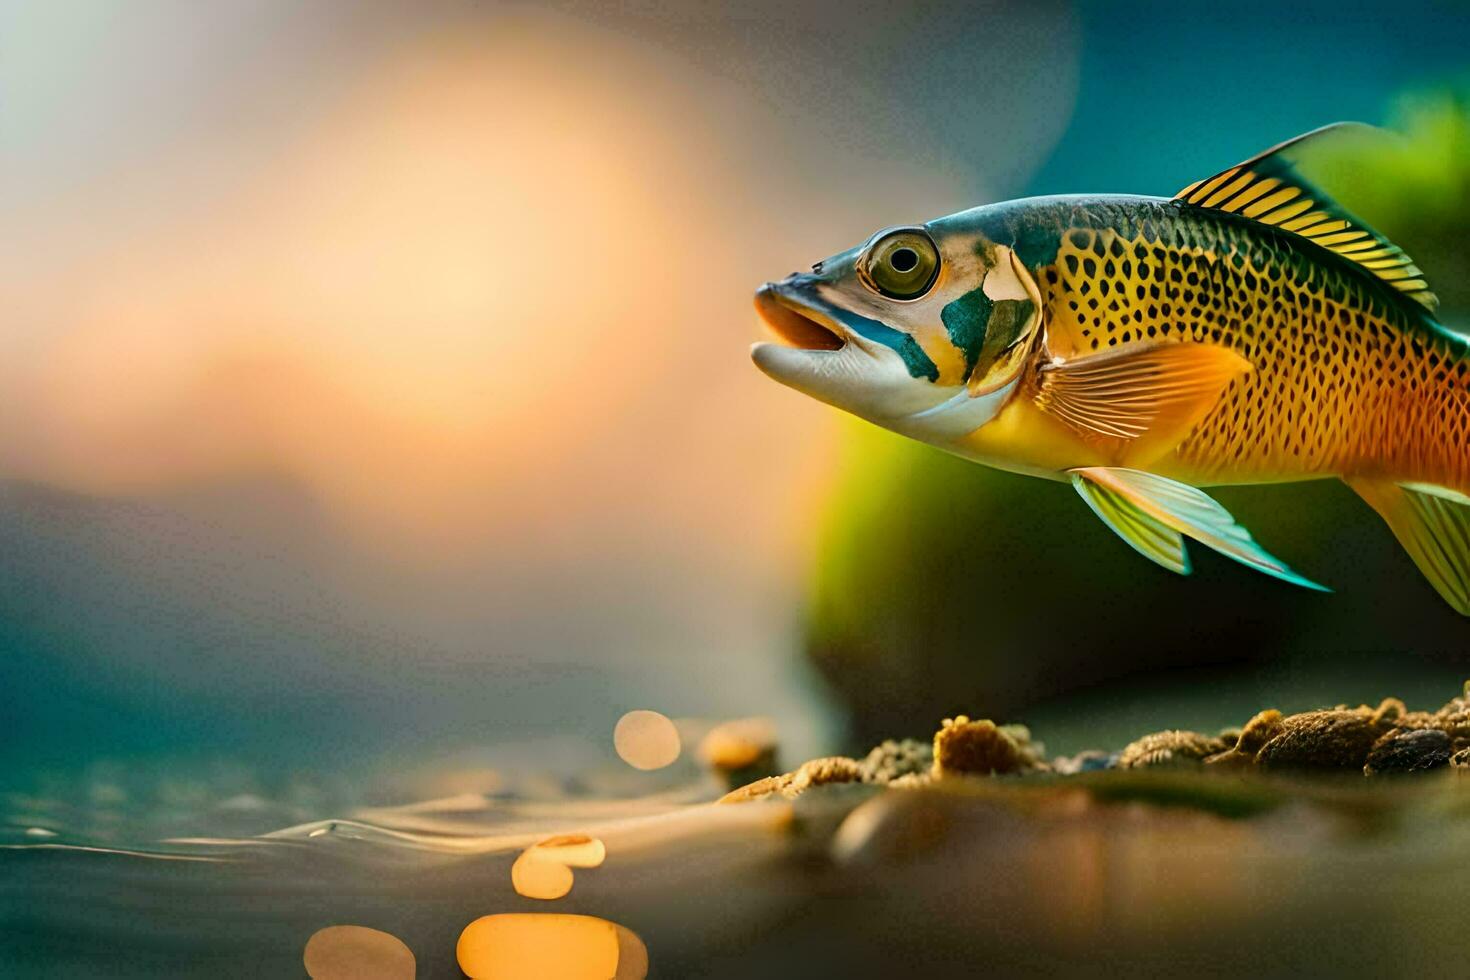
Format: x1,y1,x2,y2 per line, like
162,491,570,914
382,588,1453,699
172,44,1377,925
3,0,1470,806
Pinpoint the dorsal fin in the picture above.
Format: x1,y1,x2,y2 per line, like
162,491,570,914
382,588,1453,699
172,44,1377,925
1174,123,1438,313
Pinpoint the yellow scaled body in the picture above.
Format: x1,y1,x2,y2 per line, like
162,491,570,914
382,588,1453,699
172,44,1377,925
963,219,1470,494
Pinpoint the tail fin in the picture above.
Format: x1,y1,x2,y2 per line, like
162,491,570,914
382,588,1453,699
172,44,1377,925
1347,478,1470,615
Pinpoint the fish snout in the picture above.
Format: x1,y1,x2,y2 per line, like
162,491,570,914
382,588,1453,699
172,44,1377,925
753,281,845,352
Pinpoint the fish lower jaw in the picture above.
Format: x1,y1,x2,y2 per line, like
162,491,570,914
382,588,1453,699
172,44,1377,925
749,341,858,398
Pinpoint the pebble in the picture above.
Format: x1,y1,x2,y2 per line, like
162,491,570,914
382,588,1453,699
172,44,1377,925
1117,730,1228,769
858,739,933,783
933,717,1047,777
789,755,865,793
1255,709,1388,770
1364,728,1452,774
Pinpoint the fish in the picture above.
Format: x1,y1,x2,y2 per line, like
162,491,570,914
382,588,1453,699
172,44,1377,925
752,123,1470,614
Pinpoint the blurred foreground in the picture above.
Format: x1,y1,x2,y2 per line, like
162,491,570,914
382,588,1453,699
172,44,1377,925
7,685,1470,978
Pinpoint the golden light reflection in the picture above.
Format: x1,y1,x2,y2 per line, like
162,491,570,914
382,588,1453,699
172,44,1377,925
511,833,608,900
613,711,681,770
456,913,648,980
303,925,415,980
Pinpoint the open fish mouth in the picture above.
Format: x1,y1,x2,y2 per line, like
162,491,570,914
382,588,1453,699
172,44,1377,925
754,283,846,352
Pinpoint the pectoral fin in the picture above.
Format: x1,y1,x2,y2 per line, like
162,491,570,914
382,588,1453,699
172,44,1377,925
1036,342,1251,466
1346,478,1470,615
1071,467,1328,591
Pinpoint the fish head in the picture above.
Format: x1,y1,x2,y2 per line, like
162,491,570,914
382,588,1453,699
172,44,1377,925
752,216,1042,443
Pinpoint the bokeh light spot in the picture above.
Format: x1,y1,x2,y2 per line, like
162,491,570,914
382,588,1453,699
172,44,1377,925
456,913,648,980
511,833,608,900
511,850,574,900
613,710,681,770
303,925,415,980
699,716,779,771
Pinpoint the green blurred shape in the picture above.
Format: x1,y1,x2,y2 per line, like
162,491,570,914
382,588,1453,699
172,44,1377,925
1312,88,1470,323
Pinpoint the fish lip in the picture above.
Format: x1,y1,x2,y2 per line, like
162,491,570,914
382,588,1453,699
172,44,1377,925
753,280,847,353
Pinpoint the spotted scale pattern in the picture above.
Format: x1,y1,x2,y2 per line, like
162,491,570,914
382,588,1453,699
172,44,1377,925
1029,200,1470,489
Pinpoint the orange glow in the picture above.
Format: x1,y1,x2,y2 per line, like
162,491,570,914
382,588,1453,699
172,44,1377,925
0,18,850,568
456,913,647,980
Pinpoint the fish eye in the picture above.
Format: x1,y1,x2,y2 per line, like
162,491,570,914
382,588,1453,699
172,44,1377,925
859,228,940,300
